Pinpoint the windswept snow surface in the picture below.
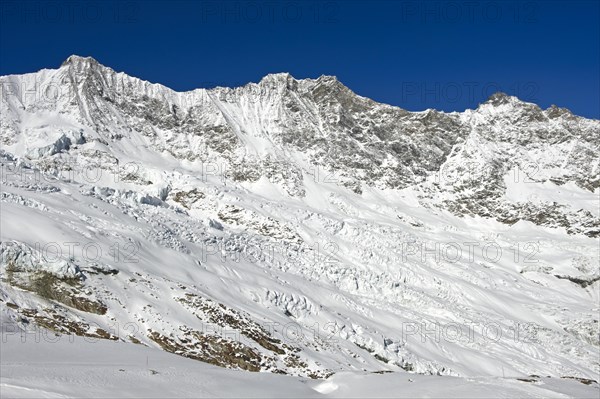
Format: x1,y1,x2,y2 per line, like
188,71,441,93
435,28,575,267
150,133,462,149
1,325,598,398
1,56,599,397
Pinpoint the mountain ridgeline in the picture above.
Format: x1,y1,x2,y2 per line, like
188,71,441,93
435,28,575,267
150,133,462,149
2,56,598,235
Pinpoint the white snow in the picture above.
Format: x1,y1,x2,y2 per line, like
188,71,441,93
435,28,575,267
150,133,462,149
2,325,598,398
1,56,599,397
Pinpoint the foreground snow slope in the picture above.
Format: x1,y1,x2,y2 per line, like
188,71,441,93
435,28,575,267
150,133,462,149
2,323,598,398
0,56,599,392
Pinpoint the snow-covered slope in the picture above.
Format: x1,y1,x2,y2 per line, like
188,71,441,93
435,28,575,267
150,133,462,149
1,56,598,393
2,325,598,398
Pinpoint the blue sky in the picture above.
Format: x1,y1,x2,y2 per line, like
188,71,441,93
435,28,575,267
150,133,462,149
1,0,598,118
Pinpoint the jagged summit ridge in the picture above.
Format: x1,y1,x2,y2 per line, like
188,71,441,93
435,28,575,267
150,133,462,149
1,56,598,228
55,55,536,112
56,55,348,99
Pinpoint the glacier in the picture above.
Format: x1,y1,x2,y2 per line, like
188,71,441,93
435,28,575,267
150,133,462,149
0,55,598,397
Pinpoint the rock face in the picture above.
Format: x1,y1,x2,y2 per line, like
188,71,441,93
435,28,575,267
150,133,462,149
1,56,599,379
2,56,597,232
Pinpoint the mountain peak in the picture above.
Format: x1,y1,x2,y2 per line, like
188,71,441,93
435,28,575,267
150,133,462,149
262,72,294,80
61,55,100,68
546,104,574,118
259,72,296,83
478,92,547,119
316,74,339,83
257,73,343,90
484,92,517,106
258,72,298,90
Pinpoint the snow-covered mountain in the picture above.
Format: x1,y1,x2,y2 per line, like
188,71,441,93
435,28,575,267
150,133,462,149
1,56,599,391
